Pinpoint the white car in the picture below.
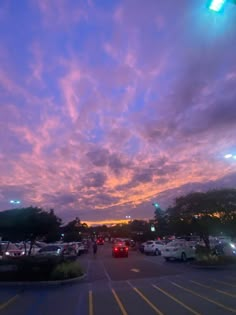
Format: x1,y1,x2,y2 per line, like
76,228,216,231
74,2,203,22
161,240,196,261
144,240,164,256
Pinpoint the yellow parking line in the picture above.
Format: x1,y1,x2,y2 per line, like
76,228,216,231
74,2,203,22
0,294,19,311
190,280,236,298
111,289,128,315
152,284,201,315
127,282,163,315
89,290,93,315
171,282,236,313
214,280,236,288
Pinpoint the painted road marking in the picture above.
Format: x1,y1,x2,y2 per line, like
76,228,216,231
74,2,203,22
152,284,201,315
0,294,19,311
111,289,128,315
171,282,236,313
101,261,112,281
127,281,164,315
89,290,93,315
190,280,236,298
130,268,140,273
214,280,236,288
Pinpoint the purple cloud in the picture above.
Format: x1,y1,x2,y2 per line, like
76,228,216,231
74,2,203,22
0,0,236,224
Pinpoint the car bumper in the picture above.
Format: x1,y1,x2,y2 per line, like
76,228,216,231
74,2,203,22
162,252,180,259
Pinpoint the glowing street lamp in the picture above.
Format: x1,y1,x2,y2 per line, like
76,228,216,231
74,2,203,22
207,0,227,12
152,202,160,209
224,154,236,160
10,200,21,205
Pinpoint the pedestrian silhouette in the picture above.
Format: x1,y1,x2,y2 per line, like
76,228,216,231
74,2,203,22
93,241,98,257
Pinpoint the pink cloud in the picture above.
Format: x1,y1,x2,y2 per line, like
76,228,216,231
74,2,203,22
35,0,87,29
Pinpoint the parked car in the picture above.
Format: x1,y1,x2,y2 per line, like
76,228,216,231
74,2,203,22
139,241,148,253
73,242,86,256
37,244,77,260
212,242,236,256
0,242,25,259
124,239,136,249
161,240,196,261
144,240,164,256
16,242,44,256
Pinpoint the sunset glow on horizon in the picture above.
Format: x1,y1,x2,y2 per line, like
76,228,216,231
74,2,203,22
1,0,236,223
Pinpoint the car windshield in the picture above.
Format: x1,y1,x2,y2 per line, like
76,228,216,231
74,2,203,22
146,241,154,245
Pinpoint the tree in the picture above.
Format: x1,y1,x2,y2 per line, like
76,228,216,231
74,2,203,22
167,189,236,248
62,217,84,242
154,205,169,237
0,207,62,254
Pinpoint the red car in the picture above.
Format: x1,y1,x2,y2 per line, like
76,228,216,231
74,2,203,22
112,243,128,258
96,238,104,245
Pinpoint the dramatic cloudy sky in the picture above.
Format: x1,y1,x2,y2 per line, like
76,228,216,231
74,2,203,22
1,0,236,225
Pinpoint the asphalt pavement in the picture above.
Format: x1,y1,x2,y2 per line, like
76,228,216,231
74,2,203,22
0,243,236,315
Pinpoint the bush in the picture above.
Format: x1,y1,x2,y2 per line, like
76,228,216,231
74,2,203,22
0,256,62,281
50,261,83,280
194,245,236,266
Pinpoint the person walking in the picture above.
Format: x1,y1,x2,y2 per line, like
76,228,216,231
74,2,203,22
93,241,98,257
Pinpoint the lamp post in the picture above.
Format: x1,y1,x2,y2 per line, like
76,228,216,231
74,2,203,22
207,0,236,12
10,200,21,207
224,154,236,160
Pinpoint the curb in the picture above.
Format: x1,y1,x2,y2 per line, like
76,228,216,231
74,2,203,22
0,273,87,288
190,263,236,270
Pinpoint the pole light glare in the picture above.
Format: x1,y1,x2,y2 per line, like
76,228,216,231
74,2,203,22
208,0,227,12
10,200,21,204
224,154,233,159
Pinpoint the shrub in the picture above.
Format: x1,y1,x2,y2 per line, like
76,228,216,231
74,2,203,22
50,261,83,280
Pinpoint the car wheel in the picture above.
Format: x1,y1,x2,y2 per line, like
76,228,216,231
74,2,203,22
155,249,159,256
165,257,170,262
181,252,187,262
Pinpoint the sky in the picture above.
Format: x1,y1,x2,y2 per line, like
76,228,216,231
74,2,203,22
0,0,236,225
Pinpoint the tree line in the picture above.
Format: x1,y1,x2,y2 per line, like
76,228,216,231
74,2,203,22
0,188,236,250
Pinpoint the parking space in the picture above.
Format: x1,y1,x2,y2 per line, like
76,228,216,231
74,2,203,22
0,244,236,315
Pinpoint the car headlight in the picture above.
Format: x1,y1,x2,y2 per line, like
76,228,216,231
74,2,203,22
230,243,235,249
5,251,10,256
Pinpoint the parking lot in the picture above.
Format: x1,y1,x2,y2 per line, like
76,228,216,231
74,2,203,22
0,243,236,315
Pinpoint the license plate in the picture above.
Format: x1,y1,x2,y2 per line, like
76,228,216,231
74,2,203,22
120,248,123,251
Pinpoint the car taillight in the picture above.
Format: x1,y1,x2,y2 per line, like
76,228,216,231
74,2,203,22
114,248,118,251
125,247,128,251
